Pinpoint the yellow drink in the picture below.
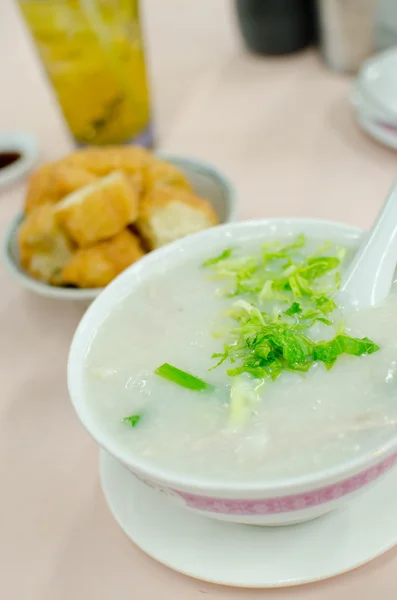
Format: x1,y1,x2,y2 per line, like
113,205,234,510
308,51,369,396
19,0,152,146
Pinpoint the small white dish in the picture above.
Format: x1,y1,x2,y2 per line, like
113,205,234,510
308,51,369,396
3,155,237,302
350,88,397,150
356,110,397,151
0,132,38,188
100,450,397,587
357,48,397,121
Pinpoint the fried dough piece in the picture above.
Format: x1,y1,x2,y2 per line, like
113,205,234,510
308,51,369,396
18,203,74,285
62,230,144,288
125,171,145,197
24,150,189,215
137,186,218,250
64,146,151,177
49,162,98,199
24,162,98,213
24,164,55,213
55,172,139,247
144,159,193,194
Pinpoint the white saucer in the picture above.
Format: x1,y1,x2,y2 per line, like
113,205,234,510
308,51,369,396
100,450,397,588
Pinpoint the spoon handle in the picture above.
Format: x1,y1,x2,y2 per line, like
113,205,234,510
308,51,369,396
340,178,397,307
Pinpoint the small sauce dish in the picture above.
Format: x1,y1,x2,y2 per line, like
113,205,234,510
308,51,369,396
0,132,38,189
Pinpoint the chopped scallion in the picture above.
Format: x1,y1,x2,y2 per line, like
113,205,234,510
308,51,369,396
155,363,214,391
202,248,232,267
122,414,141,427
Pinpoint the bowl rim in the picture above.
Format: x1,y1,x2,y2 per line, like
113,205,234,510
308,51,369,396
68,217,397,494
3,154,237,301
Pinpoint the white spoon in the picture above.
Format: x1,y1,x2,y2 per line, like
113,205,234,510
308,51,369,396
339,178,397,307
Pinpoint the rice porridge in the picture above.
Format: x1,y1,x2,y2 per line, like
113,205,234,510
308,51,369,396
84,232,397,484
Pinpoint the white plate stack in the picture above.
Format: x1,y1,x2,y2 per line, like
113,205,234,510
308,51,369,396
351,48,397,150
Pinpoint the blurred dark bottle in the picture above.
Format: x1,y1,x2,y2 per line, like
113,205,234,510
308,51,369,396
235,0,317,56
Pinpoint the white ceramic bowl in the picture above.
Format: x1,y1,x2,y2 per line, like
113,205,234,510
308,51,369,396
357,48,397,123
350,87,392,124
350,88,397,151
68,219,397,526
3,155,237,302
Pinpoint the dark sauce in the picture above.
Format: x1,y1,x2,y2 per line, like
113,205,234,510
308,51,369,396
0,152,21,170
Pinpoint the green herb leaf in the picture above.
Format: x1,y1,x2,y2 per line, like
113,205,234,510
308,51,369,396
284,301,302,316
300,309,333,326
202,248,232,267
283,234,306,251
155,363,214,391
303,256,340,281
122,414,141,427
209,345,230,370
288,275,303,298
316,317,333,326
313,295,337,315
313,335,380,366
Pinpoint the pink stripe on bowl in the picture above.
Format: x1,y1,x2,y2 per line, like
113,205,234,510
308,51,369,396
377,121,397,134
173,451,397,515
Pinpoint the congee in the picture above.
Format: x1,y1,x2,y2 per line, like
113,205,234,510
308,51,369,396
84,232,397,483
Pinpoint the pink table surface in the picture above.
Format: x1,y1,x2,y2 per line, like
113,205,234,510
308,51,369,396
1,1,397,598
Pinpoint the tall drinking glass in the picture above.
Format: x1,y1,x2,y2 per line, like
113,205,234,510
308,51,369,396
19,0,153,146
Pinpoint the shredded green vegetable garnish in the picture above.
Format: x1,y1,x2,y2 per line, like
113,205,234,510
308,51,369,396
155,363,214,391
156,235,380,424
210,305,379,380
284,301,302,316
122,414,142,427
203,235,343,306
204,235,380,383
202,248,232,267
